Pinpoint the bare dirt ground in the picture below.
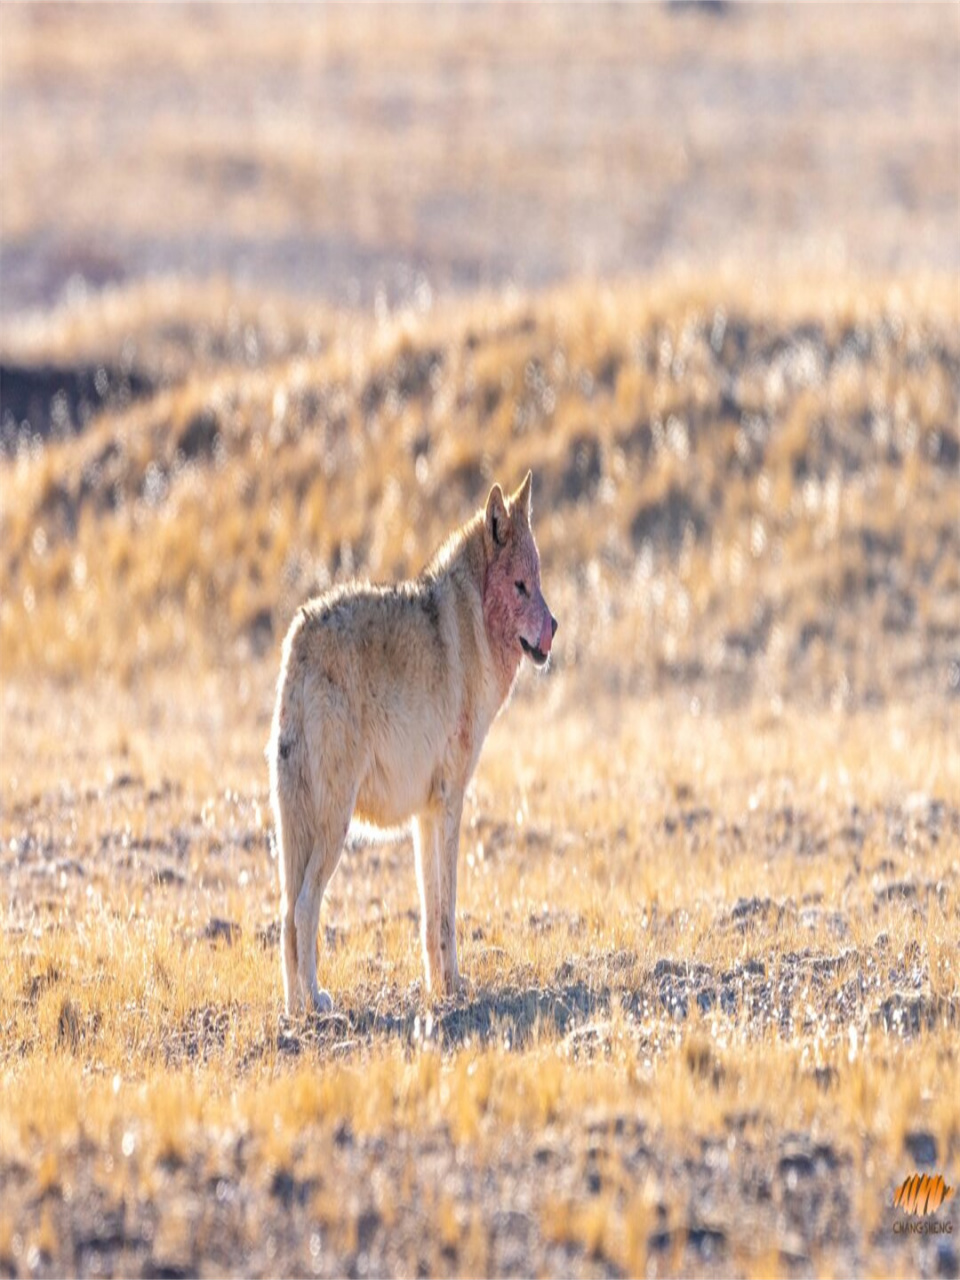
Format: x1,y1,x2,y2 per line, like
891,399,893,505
1,5,959,1279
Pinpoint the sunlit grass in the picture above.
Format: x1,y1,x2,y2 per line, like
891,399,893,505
1,264,958,1273
2,272,957,700
1,669,958,1272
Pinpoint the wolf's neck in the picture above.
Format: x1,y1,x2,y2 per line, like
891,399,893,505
422,510,483,580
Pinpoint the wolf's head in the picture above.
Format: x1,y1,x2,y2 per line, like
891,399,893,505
482,471,557,672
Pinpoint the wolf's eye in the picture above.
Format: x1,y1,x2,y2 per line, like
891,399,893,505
515,580,529,597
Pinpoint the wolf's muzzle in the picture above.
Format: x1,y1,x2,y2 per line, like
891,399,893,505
520,637,550,666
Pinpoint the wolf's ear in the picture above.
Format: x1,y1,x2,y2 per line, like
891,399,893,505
485,483,510,549
511,470,532,524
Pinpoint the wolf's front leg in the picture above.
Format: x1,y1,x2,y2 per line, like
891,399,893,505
439,796,465,996
281,906,301,1015
413,812,443,995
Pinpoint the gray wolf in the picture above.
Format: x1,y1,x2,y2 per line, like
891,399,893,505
268,472,557,1014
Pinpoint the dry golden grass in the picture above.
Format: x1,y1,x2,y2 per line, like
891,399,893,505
2,259,959,1276
2,257,960,1275
1,672,958,1277
2,270,957,711
2,11,958,1263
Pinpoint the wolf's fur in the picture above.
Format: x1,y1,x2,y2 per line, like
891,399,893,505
268,472,557,1013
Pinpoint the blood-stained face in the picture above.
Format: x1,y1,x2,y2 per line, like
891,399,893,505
482,472,557,670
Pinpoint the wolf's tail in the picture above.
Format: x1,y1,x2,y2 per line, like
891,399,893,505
266,634,305,797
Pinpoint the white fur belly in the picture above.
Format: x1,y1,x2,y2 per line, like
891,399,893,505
353,720,444,826
354,759,430,826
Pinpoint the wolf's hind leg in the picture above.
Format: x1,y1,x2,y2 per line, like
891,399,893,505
294,795,353,1015
272,775,314,1017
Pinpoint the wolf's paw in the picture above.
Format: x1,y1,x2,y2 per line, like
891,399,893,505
310,987,334,1016
438,970,466,1000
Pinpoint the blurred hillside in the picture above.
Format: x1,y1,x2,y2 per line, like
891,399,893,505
1,273,957,715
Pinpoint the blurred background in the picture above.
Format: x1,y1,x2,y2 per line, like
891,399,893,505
2,4,957,312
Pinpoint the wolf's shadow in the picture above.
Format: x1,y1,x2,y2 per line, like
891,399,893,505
280,982,613,1058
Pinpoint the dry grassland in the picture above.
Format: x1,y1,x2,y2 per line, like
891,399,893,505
1,4,959,1278
1,270,958,1278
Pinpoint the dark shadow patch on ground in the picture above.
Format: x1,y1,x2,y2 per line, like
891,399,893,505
286,981,613,1057
162,933,960,1070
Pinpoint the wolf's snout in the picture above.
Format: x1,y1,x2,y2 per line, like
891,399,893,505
551,615,558,638
539,612,557,655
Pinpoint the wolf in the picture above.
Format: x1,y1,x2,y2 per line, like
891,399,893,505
268,471,557,1014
